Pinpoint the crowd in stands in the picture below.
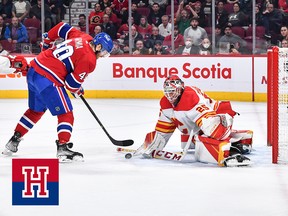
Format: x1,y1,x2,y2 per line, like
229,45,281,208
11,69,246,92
81,0,288,55
0,0,288,55
0,0,68,54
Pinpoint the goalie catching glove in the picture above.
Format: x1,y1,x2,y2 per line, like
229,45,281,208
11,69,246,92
138,131,166,157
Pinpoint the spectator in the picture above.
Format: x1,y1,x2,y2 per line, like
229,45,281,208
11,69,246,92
93,25,102,36
102,7,119,27
280,38,288,47
280,25,288,40
151,40,169,55
122,3,141,25
239,0,252,14
111,40,124,55
111,0,128,19
12,0,31,22
218,24,247,53
148,0,168,14
123,25,143,48
137,16,153,38
227,3,247,26
262,3,283,39
144,26,164,49
215,0,229,29
99,0,111,11
46,0,61,25
248,4,263,26
163,25,185,53
78,14,87,32
176,36,200,55
185,1,206,27
0,0,13,19
100,14,117,39
214,24,224,48
198,37,212,55
176,2,191,35
229,42,242,54
4,16,28,43
133,0,149,8
117,17,137,39
132,39,150,55
279,0,288,14
30,0,53,31
147,3,164,27
0,15,7,40
202,0,213,26
183,17,208,46
0,42,9,56
227,0,239,4
88,3,103,34
158,15,172,37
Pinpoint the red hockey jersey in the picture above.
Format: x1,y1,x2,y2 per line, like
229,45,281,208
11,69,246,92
30,22,96,93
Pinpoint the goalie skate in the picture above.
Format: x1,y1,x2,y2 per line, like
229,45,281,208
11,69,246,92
56,141,84,162
2,132,22,156
223,154,251,167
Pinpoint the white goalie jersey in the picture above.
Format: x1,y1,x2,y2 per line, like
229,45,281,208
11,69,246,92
155,86,236,148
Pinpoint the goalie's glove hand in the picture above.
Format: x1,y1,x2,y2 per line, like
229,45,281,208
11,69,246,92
140,132,166,157
71,86,84,98
40,32,54,51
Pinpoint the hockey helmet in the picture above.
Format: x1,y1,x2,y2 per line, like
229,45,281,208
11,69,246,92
93,32,113,55
163,75,184,105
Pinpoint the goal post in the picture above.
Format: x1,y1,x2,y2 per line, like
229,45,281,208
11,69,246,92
267,47,288,164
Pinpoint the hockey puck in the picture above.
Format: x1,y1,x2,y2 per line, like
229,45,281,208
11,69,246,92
125,153,132,159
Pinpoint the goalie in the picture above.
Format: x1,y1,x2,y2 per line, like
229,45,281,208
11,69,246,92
139,75,253,167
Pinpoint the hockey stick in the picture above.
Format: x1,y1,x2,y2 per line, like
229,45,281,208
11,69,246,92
118,132,194,161
117,147,185,161
80,95,134,147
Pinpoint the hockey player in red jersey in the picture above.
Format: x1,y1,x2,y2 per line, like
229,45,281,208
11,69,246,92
139,75,253,167
2,22,113,162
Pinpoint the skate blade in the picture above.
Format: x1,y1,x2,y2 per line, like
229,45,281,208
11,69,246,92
2,148,13,156
225,159,252,167
58,155,84,163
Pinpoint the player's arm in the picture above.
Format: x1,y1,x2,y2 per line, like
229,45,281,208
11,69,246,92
64,57,92,97
0,55,29,75
139,99,177,156
42,22,87,50
47,22,85,41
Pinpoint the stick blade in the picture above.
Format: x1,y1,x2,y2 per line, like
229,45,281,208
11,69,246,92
112,139,134,147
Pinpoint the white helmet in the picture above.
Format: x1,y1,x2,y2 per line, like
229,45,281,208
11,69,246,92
163,75,184,105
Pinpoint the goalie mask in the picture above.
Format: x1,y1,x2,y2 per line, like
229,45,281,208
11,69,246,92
163,75,184,106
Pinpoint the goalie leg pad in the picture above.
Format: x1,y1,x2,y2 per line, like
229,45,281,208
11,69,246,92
194,135,231,166
201,113,233,140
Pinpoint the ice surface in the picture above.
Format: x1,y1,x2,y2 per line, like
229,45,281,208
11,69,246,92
0,99,287,216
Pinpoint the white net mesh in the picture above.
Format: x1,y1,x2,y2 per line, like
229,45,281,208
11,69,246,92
278,48,288,163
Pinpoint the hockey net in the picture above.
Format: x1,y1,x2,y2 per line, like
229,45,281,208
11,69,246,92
267,47,288,164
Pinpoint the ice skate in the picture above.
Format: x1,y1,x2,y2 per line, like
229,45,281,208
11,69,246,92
231,142,252,155
56,140,84,162
2,132,22,156
224,154,251,167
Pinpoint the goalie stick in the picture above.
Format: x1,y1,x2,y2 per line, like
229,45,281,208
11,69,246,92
118,132,194,161
80,95,134,147
117,147,186,161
